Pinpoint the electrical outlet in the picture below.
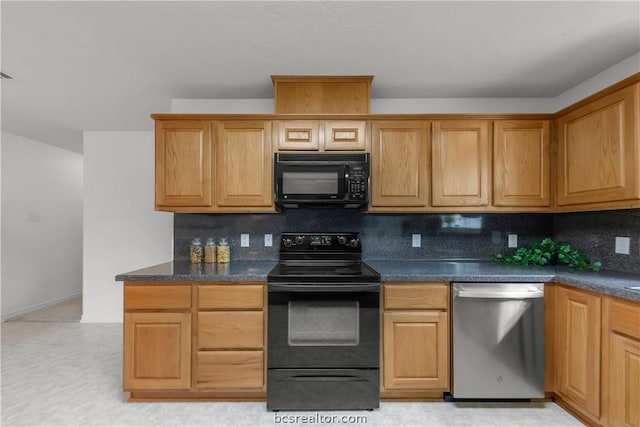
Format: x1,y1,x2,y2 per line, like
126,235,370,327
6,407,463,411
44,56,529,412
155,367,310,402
264,234,273,247
241,234,250,247
508,234,518,248
412,234,421,248
615,236,630,255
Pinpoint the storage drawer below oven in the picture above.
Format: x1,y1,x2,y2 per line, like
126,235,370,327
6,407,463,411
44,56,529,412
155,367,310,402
267,368,379,411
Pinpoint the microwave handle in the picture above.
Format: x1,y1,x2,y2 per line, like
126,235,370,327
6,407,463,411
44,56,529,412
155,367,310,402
344,167,350,197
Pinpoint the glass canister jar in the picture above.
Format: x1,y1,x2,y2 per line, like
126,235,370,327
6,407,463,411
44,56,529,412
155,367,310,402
204,238,216,263
217,237,230,263
190,238,203,264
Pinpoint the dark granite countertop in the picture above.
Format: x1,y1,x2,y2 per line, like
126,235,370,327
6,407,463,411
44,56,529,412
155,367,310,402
116,260,640,302
115,260,277,282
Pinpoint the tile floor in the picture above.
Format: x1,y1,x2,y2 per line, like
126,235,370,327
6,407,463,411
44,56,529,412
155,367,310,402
1,301,585,427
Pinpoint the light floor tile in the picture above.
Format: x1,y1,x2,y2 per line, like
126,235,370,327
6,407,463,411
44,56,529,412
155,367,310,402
1,322,585,427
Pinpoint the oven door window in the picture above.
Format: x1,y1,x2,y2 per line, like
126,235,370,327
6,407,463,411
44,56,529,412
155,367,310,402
288,300,359,346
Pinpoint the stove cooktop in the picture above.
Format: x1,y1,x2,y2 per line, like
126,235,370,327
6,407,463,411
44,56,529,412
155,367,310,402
267,261,380,283
268,232,381,284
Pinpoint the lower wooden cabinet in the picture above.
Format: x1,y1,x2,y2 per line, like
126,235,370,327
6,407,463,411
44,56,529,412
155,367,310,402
123,312,192,390
196,285,266,393
603,297,640,427
123,282,265,400
555,285,602,424
381,282,450,399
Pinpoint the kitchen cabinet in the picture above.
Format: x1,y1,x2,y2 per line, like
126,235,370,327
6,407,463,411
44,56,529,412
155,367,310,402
272,75,372,114
556,83,640,209
555,285,602,425
155,120,212,208
370,121,430,210
493,120,550,207
195,283,265,392
122,282,266,400
153,119,274,212
431,120,490,207
602,296,640,427
123,285,192,391
381,282,449,399
275,120,367,151
215,121,274,209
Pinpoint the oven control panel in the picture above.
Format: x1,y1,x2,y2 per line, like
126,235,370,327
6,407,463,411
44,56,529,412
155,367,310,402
280,233,361,251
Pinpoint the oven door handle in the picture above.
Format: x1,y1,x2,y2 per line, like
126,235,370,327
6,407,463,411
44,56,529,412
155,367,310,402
268,283,380,293
285,375,368,382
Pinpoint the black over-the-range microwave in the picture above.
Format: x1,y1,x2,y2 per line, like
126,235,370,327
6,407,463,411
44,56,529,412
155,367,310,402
273,153,370,208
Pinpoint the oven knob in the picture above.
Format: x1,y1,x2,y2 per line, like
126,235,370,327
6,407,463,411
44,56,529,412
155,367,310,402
349,238,360,247
295,235,305,245
337,235,347,245
283,238,292,247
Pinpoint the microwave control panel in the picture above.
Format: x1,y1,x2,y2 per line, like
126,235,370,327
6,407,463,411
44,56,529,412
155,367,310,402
347,166,368,200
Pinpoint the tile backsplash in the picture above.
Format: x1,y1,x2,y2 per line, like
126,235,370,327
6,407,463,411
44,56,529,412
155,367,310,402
554,209,640,274
174,210,553,262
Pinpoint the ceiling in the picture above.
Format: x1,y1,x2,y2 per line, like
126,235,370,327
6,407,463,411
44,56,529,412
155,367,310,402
2,1,639,154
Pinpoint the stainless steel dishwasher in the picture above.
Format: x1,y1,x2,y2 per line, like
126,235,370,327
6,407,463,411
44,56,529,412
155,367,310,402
452,282,545,399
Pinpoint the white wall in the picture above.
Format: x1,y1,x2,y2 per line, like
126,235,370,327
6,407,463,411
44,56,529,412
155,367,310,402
1,132,83,320
172,53,640,114
82,131,173,322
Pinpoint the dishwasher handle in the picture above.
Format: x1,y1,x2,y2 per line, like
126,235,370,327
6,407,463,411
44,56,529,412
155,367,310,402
453,283,544,299
456,289,543,299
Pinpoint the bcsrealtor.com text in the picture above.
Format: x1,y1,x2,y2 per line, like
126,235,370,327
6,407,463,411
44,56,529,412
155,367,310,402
274,413,368,424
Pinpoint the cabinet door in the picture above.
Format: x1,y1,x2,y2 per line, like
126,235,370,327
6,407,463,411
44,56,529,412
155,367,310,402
276,120,320,151
604,297,640,427
493,120,550,207
155,120,212,207
557,83,639,206
432,120,490,206
371,121,429,208
555,286,601,420
124,312,191,390
215,121,273,208
383,311,449,390
323,120,367,151
608,333,640,427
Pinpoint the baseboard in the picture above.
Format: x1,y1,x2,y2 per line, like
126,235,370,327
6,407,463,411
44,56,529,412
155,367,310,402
2,293,82,322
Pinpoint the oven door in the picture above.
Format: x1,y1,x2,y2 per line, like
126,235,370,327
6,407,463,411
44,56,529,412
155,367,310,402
267,284,379,369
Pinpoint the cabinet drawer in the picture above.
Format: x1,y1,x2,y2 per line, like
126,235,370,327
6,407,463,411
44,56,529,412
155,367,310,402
384,283,449,310
124,285,191,310
323,121,367,151
196,350,264,389
198,311,264,349
607,297,640,339
198,284,264,310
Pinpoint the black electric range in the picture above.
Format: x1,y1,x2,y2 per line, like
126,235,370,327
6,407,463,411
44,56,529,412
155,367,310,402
266,232,381,411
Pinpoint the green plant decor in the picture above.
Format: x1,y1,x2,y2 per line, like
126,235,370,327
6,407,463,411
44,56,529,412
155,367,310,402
491,237,602,272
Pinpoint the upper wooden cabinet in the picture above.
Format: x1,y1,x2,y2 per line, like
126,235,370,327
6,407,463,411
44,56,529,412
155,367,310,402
154,119,275,212
276,120,367,151
431,120,490,207
556,83,640,208
272,75,372,114
215,121,273,209
493,120,550,207
155,120,212,208
370,120,429,209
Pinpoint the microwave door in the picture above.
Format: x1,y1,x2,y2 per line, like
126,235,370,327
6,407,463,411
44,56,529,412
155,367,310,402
278,165,346,202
